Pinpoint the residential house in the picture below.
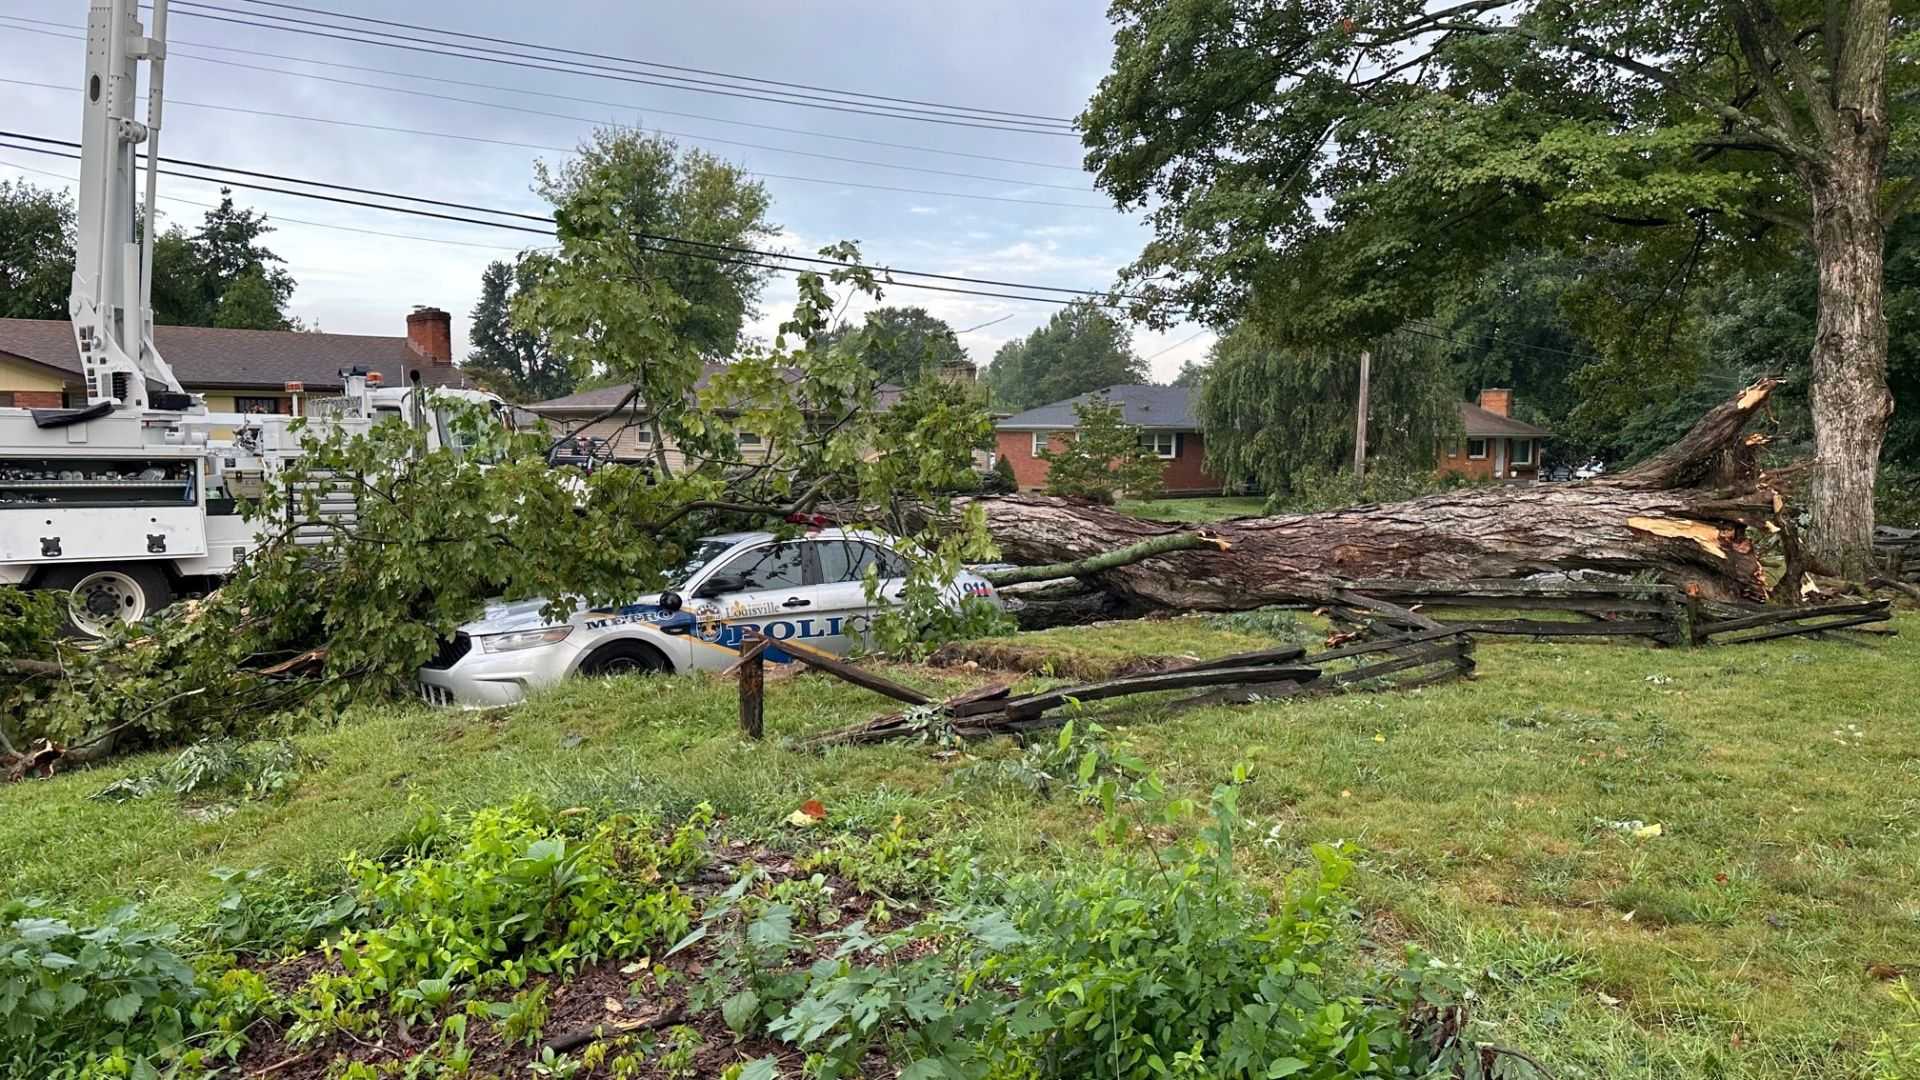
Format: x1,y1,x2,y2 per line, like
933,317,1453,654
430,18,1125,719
0,307,474,413
528,366,906,470
1439,388,1550,481
993,385,1222,495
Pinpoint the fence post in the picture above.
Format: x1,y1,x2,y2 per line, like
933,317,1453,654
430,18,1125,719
737,631,766,740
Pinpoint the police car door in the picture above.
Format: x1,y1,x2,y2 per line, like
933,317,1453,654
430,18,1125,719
696,541,817,653
807,537,909,654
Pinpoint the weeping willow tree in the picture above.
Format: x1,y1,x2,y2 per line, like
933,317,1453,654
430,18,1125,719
1196,326,1460,497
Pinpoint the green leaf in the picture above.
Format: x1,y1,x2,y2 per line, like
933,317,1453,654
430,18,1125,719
722,989,761,1033
732,1058,780,1080
1267,1057,1308,1078
104,992,145,1024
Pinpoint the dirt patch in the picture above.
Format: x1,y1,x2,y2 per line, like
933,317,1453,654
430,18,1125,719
925,640,1194,681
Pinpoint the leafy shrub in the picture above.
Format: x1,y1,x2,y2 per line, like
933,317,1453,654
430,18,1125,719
1042,397,1165,503
986,453,1019,493
1265,464,1490,514
92,739,312,804
707,778,1473,1080
290,802,703,1038
199,867,360,955
1,901,201,1077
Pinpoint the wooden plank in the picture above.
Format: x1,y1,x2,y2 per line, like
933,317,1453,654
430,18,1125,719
1302,625,1469,665
1170,681,1308,711
1711,612,1893,646
1169,645,1307,672
1438,617,1673,637
1330,643,1470,685
1697,600,1890,637
1331,589,1447,632
774,638,935,706
737,634,766,740
1000,664,1323,721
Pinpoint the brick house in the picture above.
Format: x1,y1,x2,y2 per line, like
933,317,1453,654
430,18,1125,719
1439,388,1551,482
993,385,1222,495
0,307,473,412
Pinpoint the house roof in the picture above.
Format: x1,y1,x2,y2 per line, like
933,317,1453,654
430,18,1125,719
994,384,1198,431
529,364,905,415
1459,401,1551,437
0,317,472,392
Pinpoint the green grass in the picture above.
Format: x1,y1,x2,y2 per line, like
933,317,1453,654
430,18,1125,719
5,616,1917,1080
1114,495,1267,522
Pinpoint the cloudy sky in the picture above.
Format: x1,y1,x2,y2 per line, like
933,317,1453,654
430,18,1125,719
0,1,1216,381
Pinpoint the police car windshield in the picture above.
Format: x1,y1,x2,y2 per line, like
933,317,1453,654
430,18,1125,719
668,539,739,589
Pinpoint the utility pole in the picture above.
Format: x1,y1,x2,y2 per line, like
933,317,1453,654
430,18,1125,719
1353,349,1371,478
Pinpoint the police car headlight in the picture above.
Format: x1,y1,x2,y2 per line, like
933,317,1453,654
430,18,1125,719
479,627,574,653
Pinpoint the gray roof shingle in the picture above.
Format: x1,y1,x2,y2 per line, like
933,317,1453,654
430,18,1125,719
994,384,1198,431
1458,401,1551,437
0,317,472,391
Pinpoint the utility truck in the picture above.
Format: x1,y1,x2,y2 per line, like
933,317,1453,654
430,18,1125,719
0,0,502,634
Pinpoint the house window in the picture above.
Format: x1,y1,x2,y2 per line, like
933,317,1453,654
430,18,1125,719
1467,438,1488,460
1446,441,1458,458
234,395,283,414
1031,431,1050,457
1139,431,1177,459
1510,438,1534,465
736,430,763,447
634,428,653,446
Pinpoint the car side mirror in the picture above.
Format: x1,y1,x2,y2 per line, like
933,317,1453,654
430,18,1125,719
657,591,682,613
693,575,742,599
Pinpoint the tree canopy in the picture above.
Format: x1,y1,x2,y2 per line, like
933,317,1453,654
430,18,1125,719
819,306,971,386
0,180,75,320
984,301,1147,411
466,258,571,403
151,191,300,331
1197,326,1459,497
1081,0,1917,572
525,130,774,366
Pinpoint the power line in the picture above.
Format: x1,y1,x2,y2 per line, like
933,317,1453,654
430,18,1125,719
218,0,1075,125
0,156,530,252
0,77,1108,211
149,2,1078,136
0,15,1086,172
0,137,1142,310
168,0,1077,131
1143,329,1209,362
1400,321,1605,364
0,45,1095,192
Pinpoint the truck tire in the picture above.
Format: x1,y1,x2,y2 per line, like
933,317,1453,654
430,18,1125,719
40,563,174,638
578,640,669,678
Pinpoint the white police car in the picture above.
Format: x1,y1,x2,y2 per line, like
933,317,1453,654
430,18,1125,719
415,527,1002,706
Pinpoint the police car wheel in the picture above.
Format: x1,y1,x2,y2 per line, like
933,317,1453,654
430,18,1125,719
579,641,668,678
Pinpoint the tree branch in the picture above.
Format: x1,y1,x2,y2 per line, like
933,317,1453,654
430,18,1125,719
980,531,1231,587
1883,176,1920,226
1427,19,1828,163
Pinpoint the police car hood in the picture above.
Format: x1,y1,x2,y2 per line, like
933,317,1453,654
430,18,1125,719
461,594,666,635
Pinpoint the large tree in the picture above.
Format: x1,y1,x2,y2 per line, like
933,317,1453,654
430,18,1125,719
820,306,970,385
525,129,774,364
467,257,571,402
984,300,1148,410
1198,325,1460,496
1081,0,1916,575
0,180,75,320
152,190,299,330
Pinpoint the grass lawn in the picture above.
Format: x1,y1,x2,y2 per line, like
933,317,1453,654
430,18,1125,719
1114,494,1268,522
5,613,1916,1079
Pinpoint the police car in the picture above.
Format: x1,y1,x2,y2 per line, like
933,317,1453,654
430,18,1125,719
415,526,1003,706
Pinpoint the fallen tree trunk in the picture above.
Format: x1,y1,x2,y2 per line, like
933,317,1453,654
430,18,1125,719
934,381,1790,609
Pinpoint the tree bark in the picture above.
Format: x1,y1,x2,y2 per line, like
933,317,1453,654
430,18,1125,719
1802,2,1895,575
926,382,1792,610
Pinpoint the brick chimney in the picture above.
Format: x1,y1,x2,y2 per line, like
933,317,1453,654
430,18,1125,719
406,306,453,365
1477,388,1512,417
